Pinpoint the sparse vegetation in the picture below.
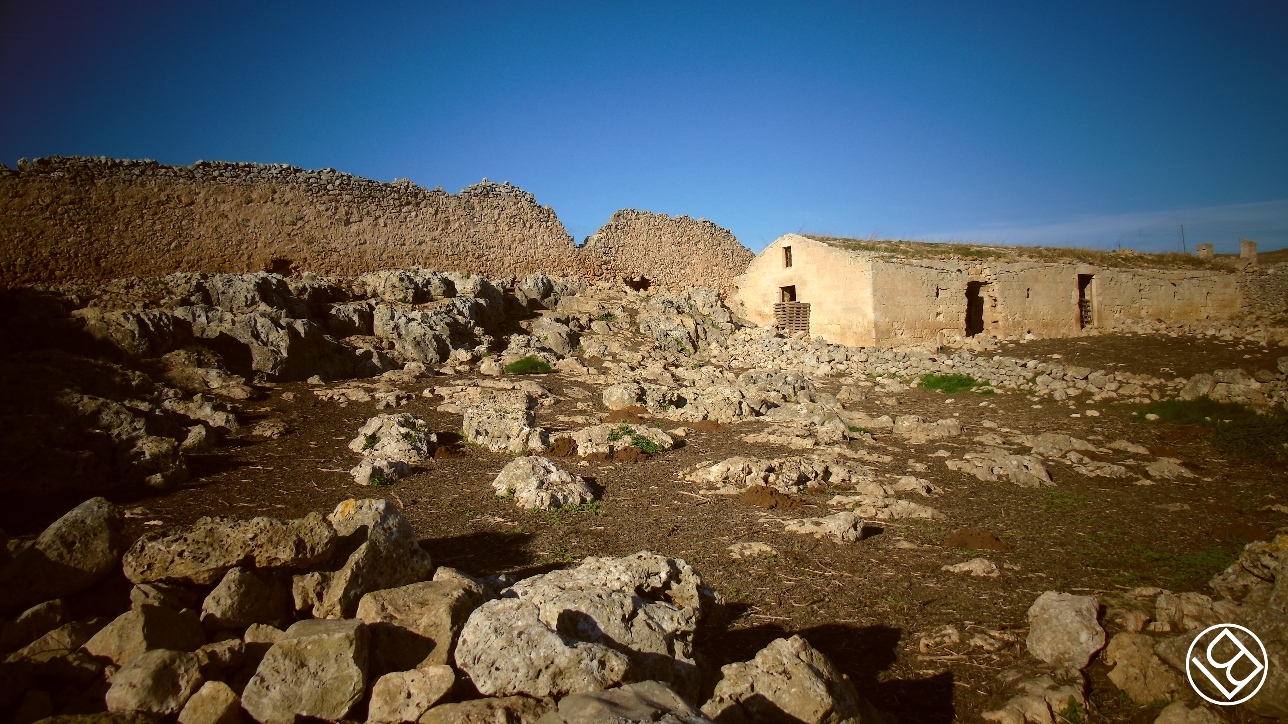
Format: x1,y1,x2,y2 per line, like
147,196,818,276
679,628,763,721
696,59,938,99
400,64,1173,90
607,424,662,453
1142,398,1288,459
919,373,985,394
504,355,552,375
361,434,379,451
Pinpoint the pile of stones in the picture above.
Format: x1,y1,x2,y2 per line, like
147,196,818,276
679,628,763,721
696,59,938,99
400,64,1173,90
0,497,893,724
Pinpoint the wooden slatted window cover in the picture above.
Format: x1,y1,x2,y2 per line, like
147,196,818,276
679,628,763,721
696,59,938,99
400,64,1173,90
773,302,810,334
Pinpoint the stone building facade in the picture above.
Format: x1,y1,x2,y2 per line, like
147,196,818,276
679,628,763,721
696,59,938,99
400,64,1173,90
734,234,1244,347
0,156,751,291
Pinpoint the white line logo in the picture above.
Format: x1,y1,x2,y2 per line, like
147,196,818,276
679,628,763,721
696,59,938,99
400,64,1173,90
1186,624,1269,706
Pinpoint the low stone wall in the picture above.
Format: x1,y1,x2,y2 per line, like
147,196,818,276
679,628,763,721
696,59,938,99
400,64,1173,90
1241,265,1288,318
0,156,752,291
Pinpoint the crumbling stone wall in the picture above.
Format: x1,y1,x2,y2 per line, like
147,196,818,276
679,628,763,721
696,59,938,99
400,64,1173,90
581,209,753,291
1240,265,1288,318
0,156,752,291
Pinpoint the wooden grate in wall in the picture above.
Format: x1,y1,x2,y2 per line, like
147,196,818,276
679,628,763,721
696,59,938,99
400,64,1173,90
773,302,810,334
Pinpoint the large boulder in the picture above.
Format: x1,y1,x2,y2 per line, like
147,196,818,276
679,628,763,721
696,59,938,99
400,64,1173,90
241,619,369,724
0,497,124,614
348,413,437,463
82,605,205,667
178,680,244,724
122,512,337,586
1025,591,1105,670
365,665,455,724
532,317,577,357
200,567,291,631
1104,632,1184,703
462,401,547,453
552,424,674,458
702,635,880,724
355,575,486,675
492,457,596,511
540,680,712,723
292,499,434,619
105,649,204,716
455,552,707,700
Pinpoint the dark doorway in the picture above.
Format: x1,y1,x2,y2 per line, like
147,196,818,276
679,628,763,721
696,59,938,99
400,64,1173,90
780,285,797,303
1077,274,1094,328
965,281,985,336
267,257,294,276
625,276,651,291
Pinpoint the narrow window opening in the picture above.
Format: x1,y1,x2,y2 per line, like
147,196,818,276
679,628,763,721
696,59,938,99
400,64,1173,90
965,281,986,336
934,286,940,298
783,246,793,268
780,285,797,303
1026,288,1030,299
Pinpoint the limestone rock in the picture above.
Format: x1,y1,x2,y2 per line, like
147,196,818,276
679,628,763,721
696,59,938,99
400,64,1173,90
555,423,674,458
892,415,962,442
293,499,434,619
602,383,644,411
1104,632,1183,703
1025,591,1105,670
942,558,1000,578
539,680,712,723
0,497,125,614
178,681,244,724
356,577,486,674
982,674,1087,724
106,649,205,716
83,605,205,667
366,665,455,724
492,457,596,510
241,619,369,724
947,449,1052,488
1153,702,1222,724
200,567,291,630
0,599,70,652
348,413,437,462
5,617,108,663
456,552,706,700
783,512,866,543
701,635,878,724
419,695,554,724
462,400,548,453
122,513,336,586
350,456,412,487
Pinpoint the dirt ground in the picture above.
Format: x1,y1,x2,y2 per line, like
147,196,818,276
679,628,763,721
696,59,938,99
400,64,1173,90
6,332,1285,724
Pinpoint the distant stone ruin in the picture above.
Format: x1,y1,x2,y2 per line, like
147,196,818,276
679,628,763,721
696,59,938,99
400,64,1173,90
0,156,753,291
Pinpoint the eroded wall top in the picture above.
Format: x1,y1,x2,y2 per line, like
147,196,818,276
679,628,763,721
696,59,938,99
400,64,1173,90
0,156,753,291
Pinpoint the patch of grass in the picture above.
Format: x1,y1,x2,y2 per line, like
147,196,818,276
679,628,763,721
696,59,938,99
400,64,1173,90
919,373,985,394
496,488,515,502
1059,696,1087,724
607,424,662,453
369,473,392,487
1142,398,1288,460
504,355,552,375
361,434,380,451
543,501,602,525
847,425,871,434
1039,488,1089,511
596,312,617,322
541,545,575,564
1131,543,1242,579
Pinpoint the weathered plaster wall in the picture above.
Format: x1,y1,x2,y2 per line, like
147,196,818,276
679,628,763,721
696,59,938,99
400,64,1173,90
0,156,752,291
736,234,1244,348
734,234,876,347
1096,268,1242,325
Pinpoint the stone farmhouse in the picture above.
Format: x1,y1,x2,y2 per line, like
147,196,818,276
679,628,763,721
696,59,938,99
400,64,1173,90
734,233,1247,348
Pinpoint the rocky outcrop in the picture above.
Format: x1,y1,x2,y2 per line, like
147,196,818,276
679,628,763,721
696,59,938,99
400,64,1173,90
492,457,596,511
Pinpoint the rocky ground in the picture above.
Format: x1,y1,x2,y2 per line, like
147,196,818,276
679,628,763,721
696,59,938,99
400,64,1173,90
1,269,1286,724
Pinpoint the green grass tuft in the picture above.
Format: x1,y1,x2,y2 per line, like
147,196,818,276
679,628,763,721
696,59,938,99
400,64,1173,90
504,356,553,375
919,373,985,394
607,424,662,453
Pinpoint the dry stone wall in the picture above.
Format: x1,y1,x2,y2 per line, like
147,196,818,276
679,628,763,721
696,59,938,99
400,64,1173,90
0,156,752,291
582,209,754,291
1240,264,1288,318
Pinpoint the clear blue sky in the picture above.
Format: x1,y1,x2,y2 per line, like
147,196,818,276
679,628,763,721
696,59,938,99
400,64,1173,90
2,1,1286,253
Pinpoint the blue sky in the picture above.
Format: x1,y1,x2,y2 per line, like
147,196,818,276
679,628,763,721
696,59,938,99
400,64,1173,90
2,2,1285,253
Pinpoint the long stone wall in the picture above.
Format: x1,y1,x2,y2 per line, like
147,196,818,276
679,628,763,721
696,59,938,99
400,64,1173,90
1240,265,1288,318
0,156,752,291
